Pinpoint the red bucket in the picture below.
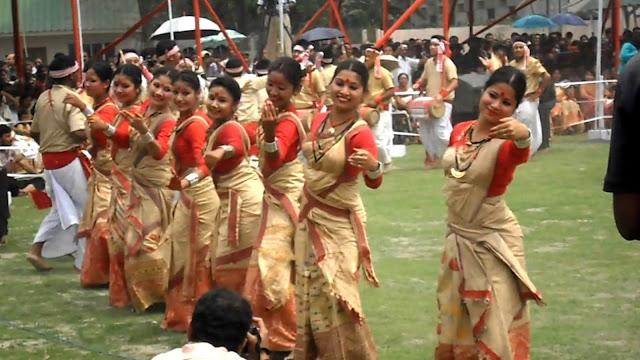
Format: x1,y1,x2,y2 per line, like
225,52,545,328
31,190,52,210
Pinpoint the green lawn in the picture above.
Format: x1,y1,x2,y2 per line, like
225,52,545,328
1,135,636,360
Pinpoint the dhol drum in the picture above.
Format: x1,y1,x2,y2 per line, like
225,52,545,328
407,96,445,121
359,107,381,127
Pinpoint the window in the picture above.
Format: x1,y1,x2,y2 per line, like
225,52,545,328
487,8,495,19
500,0,507,5
457,3,464,11
68,43,115,61
476,0,485,7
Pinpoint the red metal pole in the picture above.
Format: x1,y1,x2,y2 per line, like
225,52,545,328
443,0,450,53
194,0,203,66
375,0,428,49
294,1,331,43
71,0,82,85
468,0,474,39
200,0,249,71
91,1,168,61
612,0,620,71
328,0,351,44
10,0,24,80
463,0,539,43
383,0,389,33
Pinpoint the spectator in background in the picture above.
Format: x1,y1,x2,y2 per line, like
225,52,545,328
153,289,269,360
619,32,640,76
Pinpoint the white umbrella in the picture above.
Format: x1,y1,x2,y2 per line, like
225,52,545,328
150,16,220,41
380,55,399,72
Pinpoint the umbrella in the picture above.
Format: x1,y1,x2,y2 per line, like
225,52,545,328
379,55,399,72
300,27,344,42
550,13,588,26
513,15,556,29
201,30,247,48
150,16,220,40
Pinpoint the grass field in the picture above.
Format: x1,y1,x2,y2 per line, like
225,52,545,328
1,135,637,360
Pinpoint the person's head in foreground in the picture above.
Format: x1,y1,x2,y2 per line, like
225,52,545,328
153,289,258,360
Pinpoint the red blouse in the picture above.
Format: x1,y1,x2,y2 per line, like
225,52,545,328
173,110,212,177
308,114,382,189
265,105,302,170
111,103,143,158
449,121,529,197
91,98,119,150
211,122,246,174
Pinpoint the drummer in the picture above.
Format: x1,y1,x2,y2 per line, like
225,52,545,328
364,47,395,172
291,43,326,131
413,35,458,169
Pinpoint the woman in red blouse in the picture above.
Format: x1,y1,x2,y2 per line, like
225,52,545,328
121,67,178,313
63,60,118,288
435,66,544,360
294,60,382,360
203,76,264,295
162,70,219,332
88,63,143,308
243,57,306,358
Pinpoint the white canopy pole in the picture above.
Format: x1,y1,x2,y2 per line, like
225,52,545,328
168,0,174,40
76,0,85,70
279,0,285,55
595,0,604,130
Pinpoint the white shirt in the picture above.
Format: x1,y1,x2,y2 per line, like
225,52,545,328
392,56,419,86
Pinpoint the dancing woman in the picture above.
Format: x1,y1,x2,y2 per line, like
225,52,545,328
435,66,544,360
203,76,264,294
63,60,118,287
162,71,219,332
294,59,382,360
123,67,178,313
88,64,143,307
243,57,306,358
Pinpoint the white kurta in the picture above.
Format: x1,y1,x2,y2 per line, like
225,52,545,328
514,99,542,155
373,110,393,165
419,102,453,159
33,158,88,270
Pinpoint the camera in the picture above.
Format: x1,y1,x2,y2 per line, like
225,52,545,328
241,325,262,359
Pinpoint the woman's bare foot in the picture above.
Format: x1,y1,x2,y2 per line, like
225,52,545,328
26,253,52,272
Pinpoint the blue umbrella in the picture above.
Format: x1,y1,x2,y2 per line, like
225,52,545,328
550,13,588,26
513,15,557,29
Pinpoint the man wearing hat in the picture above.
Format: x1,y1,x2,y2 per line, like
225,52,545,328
224,57,263,127
27,54,89,272
364,47,396,172
413,35,459,169
510,38,550,155
320,46,337,111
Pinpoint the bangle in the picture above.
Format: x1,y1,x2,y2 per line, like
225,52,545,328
374,95,383,104
514,130,532,149
184,172,199,187
219,145,234,159
103,124,116,137
82,106,94,117
439,89,448,98
141,131,155,144
263,138,279,153
366,161,383,179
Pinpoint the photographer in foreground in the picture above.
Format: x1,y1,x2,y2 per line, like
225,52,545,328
153,289,270,360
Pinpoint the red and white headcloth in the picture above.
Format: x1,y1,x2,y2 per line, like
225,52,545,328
294,45,311,68
121,51,141,64
365,48,382,79
513,41,530,69
159,45,180,62
50,61,79,79
430,38,448,73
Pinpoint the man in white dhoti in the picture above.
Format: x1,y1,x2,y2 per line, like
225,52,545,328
27,54,89,272
413,35,459,169
364,47,396,172
510,40,550,155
